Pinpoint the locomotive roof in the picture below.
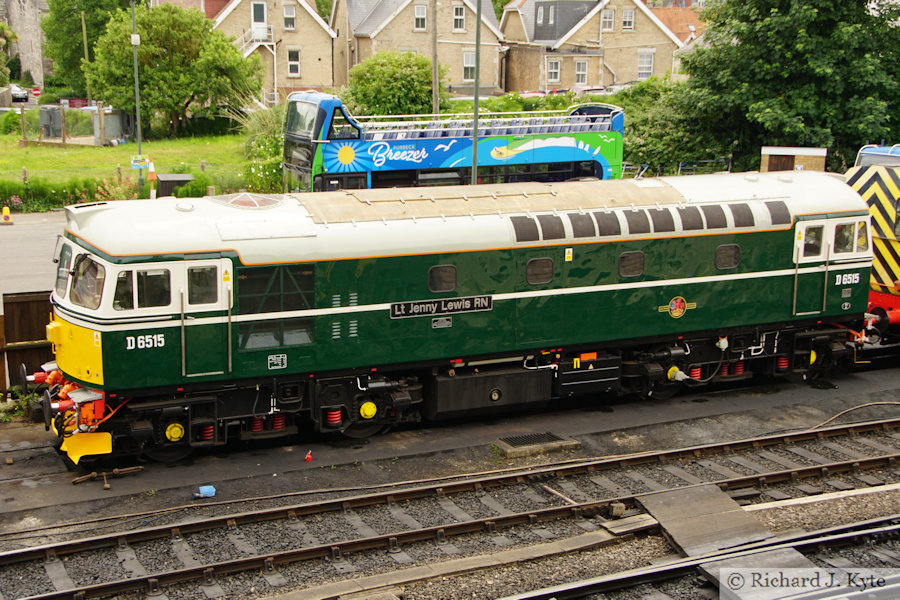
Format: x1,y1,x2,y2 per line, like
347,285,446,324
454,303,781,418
63,171,866,265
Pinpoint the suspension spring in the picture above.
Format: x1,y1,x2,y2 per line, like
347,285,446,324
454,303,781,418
199,425,215,441
777,356,790,371
271,413,287,430
325,409,342,427
249,416,264,432
733,360,745,375
689,366,702,379
720,362,729,376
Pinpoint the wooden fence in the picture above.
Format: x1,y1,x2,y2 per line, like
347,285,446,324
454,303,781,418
1,292,53,396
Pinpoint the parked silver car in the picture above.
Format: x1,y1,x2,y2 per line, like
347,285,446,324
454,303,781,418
9,83,29,102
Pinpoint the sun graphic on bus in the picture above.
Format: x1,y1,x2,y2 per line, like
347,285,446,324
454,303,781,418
323,142,374,173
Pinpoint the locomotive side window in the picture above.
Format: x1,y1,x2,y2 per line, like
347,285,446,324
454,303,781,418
137,269,171,308
188,266,218,305
834,224,855,254
803,225,824,257
55,244,72,297
238,264,314,313
70,256,106,310
526,258,554,285
428,265,457,293
715,244,740,270
618,251,644,278
113,271,134,310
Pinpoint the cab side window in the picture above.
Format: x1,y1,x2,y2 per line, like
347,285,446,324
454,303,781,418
188,266,218,305
803,225,823,257
137,269,171,308
856,220,869,252
113,271,134,310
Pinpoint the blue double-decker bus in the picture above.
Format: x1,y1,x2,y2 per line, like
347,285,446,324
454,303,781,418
283,91,624,192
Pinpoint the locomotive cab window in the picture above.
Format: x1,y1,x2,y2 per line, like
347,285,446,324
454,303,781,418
526,258,554,285
70,255,106,310
802,225,824,258
137,269,171,308
857,220,870,251
54,243,72,297
618,251,644,278
428,265,457,293
834,224,855,254
715,244,740,270
113,271,134,310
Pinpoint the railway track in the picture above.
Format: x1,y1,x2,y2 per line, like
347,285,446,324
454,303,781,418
0,418,898,599
500,515,900,600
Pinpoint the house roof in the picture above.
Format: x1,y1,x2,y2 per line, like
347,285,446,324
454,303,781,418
214,0,335,37
649,6,705,43
348,0,500,38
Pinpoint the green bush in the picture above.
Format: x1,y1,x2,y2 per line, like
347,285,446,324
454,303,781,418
1,109,21,134
244,157,282,193
173,172,214,197
0,175,102,212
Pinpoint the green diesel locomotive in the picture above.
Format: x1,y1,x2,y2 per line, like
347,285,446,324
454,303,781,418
37,172,872,464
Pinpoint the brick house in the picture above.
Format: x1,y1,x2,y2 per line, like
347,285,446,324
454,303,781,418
330,0,504,95
159,0,336,102
501,0,689,92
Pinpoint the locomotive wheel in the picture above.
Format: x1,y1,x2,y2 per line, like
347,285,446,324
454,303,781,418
644,381,681,401
142,443,192,463
342,421,389,439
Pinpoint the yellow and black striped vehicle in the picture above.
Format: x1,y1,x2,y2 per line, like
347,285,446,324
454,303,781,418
846,144,900,342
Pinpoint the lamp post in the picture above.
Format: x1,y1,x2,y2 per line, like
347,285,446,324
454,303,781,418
131,1,144,194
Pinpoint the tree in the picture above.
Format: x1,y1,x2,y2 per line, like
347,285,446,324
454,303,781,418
342,51,448,116
680,0,900,171
0,22,17,85
84,4,263,137
41,0,130,97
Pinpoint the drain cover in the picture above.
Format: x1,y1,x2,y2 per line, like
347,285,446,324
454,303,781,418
498,432,565,448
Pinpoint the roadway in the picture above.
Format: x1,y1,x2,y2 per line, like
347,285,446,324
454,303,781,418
0,210,66,307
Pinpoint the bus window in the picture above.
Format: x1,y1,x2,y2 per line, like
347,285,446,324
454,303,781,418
328,110,360,140
285,100,318,138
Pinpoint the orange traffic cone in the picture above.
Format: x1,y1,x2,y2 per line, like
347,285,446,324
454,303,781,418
305,451,312,462
1,206,12,225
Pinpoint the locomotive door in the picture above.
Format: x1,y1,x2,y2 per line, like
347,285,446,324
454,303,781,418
792,220,829,316
180,259,233,377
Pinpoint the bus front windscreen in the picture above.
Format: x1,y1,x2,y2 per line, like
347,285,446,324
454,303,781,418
285,101,319,138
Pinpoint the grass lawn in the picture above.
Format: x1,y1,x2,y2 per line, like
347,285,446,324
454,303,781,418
0,134,247,184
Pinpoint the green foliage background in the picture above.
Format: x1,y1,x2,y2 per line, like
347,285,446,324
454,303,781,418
343,52,449,116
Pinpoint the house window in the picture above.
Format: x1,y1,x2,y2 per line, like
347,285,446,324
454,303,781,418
463,51,475,81
547,59,560,83
414,5,426,31
575,60,587,84
637,51,654,80
622,9,635,30
453,5,465,31
283,5,295,30
287,49,300,77
537,6,544,24
548,5,555,25
601,9,614,31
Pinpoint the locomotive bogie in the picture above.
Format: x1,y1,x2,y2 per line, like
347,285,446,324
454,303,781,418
40,173,873,463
